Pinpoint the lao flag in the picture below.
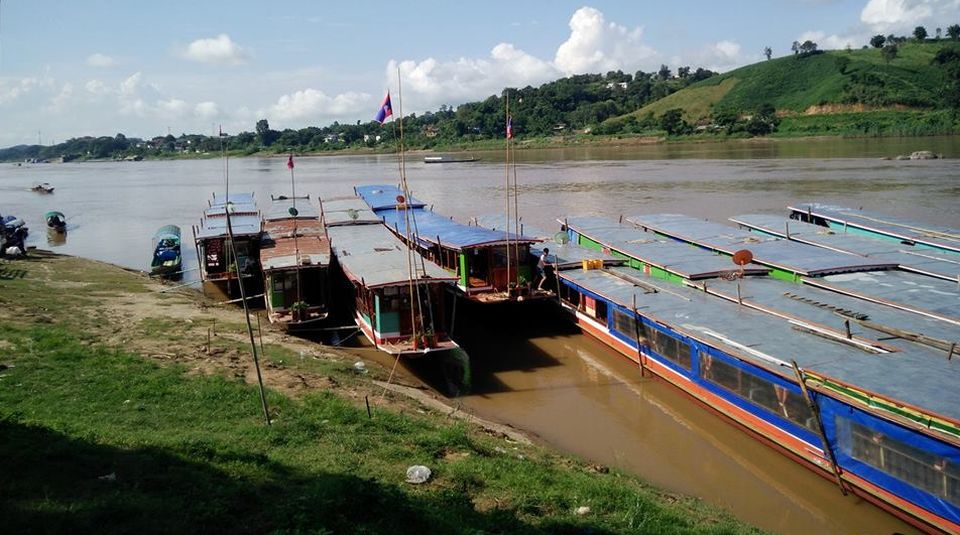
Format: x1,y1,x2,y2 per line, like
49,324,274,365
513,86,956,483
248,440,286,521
375,92,393,124
287,154,294,169
506,116,513,139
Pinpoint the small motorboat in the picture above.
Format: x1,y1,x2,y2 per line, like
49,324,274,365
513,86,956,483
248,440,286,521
150,225,182,279
31,183,54,194
45,211,67,233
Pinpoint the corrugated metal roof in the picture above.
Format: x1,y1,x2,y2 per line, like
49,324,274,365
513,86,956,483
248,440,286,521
626,213,896,276
355,184,427,211
378,208,537,250
264,197,320,221
322,196,381,226
327,223,457,288
732,214,960,281
566,216,769,279
260,219,331,270
789,203,960,254
560,266,960,420
210,192,256,206
196,213,261,239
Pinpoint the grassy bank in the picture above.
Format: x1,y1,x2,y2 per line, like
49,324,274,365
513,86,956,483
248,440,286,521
0,253,759,534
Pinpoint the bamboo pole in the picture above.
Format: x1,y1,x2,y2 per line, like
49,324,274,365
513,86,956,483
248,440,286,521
791,360,846,495
225,204,271,426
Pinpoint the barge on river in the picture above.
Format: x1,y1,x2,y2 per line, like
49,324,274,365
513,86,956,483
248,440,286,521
355,184,543,303
192,193,262,298
558,213,960,534
259,196,331,329
322,195,459,355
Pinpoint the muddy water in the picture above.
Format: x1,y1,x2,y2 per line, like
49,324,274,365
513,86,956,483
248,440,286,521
3,136,957,533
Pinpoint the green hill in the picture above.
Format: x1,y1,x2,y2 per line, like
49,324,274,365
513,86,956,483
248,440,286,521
620,42,956,134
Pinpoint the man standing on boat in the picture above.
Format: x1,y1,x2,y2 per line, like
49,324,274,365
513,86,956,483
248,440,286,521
537,248,554,291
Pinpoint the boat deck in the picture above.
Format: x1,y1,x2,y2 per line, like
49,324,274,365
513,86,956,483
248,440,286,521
625,213,896,276
732,214,960,281
565,216,770,279
789,203,960,254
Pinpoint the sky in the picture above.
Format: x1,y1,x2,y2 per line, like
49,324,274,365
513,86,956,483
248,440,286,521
1,0,958,147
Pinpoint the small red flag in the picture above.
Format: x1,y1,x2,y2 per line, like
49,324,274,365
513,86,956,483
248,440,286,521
287,154,294,169
506,116,513,139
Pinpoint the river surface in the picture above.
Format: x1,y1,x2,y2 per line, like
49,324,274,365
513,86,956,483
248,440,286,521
3,136,958,534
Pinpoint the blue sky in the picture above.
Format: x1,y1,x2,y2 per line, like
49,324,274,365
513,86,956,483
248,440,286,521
1,0,958,147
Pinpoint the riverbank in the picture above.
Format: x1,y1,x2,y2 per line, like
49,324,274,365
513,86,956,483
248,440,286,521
0,251,760,534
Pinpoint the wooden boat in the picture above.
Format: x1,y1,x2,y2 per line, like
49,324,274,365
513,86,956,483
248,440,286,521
423,155,478,164
558,213,960,534
789,203,960,255
259,196,331,328
192,193,262,297
355,185,544,303
45,211,67,233
322,195,459,355
150,225,182,279
31,182,54,194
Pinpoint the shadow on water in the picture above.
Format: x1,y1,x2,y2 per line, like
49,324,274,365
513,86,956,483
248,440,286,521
0,418,609,535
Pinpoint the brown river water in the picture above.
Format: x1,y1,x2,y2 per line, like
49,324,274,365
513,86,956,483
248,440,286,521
3,136,959,534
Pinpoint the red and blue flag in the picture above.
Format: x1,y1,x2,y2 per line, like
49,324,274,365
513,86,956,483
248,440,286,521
506,116,513,139
375,92,393,124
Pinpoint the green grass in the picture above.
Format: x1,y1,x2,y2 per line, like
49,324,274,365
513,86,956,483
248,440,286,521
0,254,760,534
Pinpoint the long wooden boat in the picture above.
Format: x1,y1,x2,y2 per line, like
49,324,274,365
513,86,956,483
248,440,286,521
423,155,479,163
192,192,262,297
559,213,960,534
259,196,330,328
322,195,459,355
788,203,960,255
355,184,543,303
150,224,182,279
731,214,960,282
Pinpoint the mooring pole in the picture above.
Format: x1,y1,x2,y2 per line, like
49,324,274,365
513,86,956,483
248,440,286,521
225,203,271,425
791,360,846,495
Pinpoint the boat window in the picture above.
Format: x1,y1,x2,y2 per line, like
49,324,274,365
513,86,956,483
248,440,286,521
643,324,691,370
559,284,580,308
594,300,607,323
839,419,959,507
492,246,510,268
702,352,815,431
612,308,639,337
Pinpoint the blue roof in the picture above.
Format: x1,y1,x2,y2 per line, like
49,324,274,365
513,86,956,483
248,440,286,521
355,184,426,211
379,208,536,250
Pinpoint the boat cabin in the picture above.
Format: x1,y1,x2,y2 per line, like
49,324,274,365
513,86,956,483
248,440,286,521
193,193,262,293
260,196,331,327
323,196,459,355
355,185,541,302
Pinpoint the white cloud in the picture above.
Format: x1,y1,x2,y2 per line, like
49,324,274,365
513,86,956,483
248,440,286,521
182,34,249,65
264,88,370,121
554,7,657,75
194,101,220,119
44,83,74,113
860,0,936,32
798,30,861,50
86,53,117,68
0,77,42,104
85,79,109,96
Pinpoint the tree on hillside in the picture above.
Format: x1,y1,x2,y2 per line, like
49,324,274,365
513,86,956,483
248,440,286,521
764,46,772,60
937,27,943,40
882,43,899,64
870,34,886,48
799,40,819,55
657,64,672,80
745,103,779,136
256,119,279,147
933,46,960,114
791,41,800,55
659,109,687,135
949,24,960,41
914,26,928,41
677,66,690,79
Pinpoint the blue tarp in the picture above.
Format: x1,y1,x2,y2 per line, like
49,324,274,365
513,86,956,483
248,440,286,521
355,185,426,211
379,208,534,250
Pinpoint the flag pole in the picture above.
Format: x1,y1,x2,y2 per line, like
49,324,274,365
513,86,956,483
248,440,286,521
504,92,511,291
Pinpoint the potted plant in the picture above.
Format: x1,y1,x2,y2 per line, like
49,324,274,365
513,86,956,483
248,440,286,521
290,301,309,322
